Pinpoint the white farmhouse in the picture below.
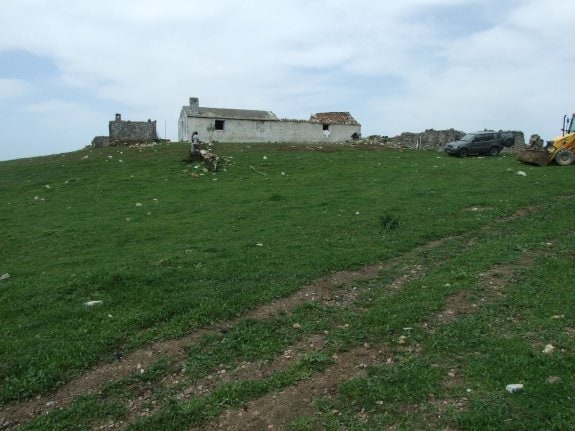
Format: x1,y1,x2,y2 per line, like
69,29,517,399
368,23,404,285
178,97,361,143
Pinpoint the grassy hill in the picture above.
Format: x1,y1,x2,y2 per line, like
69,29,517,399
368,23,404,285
0,142,574,430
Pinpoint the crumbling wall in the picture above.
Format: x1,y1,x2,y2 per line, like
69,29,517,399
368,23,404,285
351,129,525,152
91,136,110,148
109,115,158,143
393,129,465,150
91,114,160,148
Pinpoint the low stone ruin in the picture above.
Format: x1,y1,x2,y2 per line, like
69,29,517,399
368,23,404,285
91,113,161,148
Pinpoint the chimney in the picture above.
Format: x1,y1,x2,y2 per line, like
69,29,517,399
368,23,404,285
115,113,122,121
189,97,199,115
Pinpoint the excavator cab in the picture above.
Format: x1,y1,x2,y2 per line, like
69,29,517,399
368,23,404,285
565,114,575,135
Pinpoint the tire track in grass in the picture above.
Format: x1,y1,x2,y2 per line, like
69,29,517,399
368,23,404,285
2,204,539,429
11,211,542,431
429,252,535,329
0,264,388,429
191,247,545,430
118,264,423,431
376,252,541,430
171,208,547,430
128,258,439,430
101,334,331,430
182,262,452,431
191,344,393,431
111,260,431,430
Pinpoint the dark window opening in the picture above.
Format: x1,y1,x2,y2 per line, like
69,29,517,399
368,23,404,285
323,124,329,131
215,120,225,130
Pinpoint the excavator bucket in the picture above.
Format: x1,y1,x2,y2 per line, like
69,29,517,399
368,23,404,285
517,149,551,166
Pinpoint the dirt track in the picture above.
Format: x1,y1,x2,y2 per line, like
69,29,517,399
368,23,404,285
0,220,533,430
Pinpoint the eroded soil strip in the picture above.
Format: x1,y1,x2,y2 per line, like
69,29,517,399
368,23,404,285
193,345,392,431
195,255,531,431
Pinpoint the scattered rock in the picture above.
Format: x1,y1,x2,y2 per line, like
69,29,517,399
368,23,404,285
543,344,555,354
506,383,524,393
84,300,103,306
0,273,10,281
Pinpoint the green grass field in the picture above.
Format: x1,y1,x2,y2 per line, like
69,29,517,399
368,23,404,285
1,142,574,430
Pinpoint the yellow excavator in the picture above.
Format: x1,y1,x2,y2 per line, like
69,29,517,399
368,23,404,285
518,113,575,166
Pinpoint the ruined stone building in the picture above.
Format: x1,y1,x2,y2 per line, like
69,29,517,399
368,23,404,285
178,97,361,143
92,114,159,147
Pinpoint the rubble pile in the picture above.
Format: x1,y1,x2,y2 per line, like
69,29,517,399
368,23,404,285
348,129,465,150
91,137,167,148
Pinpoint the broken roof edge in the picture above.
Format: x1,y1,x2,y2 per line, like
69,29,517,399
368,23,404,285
309,112,360,126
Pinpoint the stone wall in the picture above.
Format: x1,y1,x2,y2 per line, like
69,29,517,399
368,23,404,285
91,114,160,148
91,136,111,148
109,114,158,143
393,129,465,150
352,129,525,152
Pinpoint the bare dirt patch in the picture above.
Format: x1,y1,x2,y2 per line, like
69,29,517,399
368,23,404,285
428,262,520,329
192,344,391,431
433,290,477,326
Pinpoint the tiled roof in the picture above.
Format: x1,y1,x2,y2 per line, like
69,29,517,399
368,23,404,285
309,112,360,126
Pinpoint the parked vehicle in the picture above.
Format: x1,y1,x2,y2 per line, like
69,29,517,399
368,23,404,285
444,131,515,157
517,114,575,166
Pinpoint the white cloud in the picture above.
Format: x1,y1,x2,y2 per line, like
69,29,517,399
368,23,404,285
0,0,575,160
0,79,31,100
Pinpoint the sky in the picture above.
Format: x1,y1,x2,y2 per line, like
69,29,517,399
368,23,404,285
1,0,574,161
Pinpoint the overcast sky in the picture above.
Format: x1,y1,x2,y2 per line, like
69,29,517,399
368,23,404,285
0,0,573,161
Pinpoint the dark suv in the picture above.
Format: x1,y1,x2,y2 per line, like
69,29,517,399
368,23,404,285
444,131,514,157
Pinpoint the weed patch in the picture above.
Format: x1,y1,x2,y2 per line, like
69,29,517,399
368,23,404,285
378,212,400,232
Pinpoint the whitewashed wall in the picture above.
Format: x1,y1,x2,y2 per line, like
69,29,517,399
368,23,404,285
179,116,360,143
